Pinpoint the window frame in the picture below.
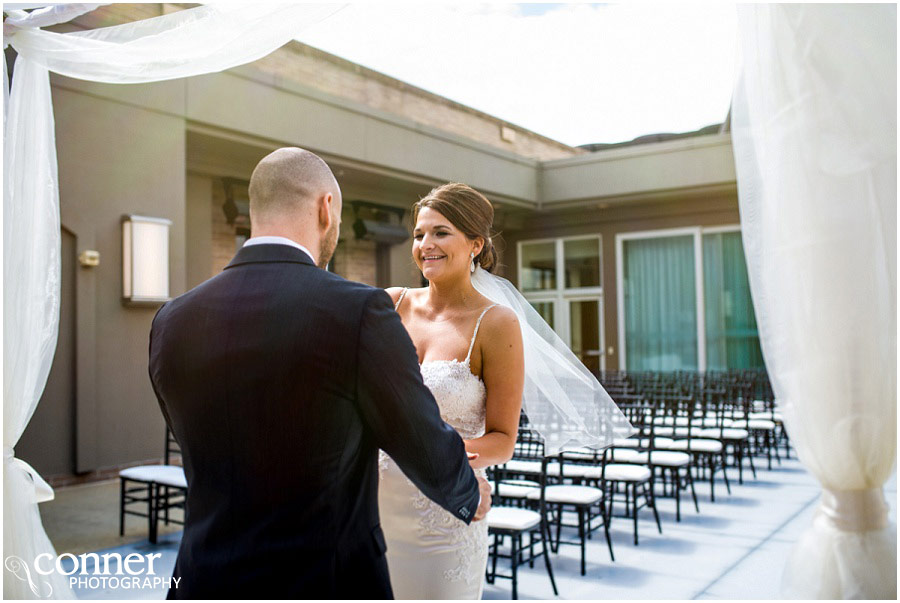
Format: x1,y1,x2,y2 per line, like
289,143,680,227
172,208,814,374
518,234,605,370
615,224,743,371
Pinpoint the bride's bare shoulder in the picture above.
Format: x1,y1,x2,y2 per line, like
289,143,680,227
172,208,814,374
479,305,520,344
384,286,427,306
384,287,405,305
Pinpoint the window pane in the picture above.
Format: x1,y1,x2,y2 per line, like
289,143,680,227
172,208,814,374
570,300,601,375
703,232,765,370
521,242,556,291
623,235,697,370
529,301,554,330
564,238,601,288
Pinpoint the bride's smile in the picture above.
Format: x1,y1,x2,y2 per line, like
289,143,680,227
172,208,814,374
413,207,481,282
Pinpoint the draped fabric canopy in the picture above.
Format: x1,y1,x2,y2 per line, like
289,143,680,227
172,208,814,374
732,4,896,599
2,4,342,598
2,2,896,600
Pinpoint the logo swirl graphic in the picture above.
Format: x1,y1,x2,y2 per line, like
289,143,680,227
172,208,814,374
4,556,53,598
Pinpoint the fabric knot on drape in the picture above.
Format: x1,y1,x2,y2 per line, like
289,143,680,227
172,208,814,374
819,488,890,533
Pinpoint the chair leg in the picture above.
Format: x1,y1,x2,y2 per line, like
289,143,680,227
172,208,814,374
148,483,158,545
553,504,562,553
687,468,700,513
540,520,559,596
736,442,744,485
708,454,716,502
119,479,126,536
773,429,782,465
511,534,519,600
672,469,682,522
578,507,586,576
606,485,615,534
491,533,500,582
648,482,662,534
163,485,170,525
721,451,732,494
747,441,758,479
632,484,639,546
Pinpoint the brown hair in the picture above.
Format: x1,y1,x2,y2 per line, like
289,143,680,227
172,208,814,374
413,183,499,273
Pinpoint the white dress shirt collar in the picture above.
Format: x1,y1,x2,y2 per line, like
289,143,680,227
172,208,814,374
243,236,316,265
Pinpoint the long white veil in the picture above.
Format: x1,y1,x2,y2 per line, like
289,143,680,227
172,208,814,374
471,267,634,454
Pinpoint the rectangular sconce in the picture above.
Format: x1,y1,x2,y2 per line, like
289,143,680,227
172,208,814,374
122,214,172,305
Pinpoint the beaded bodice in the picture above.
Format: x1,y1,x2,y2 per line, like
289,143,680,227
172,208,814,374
395,287,495,440
419,359,487,440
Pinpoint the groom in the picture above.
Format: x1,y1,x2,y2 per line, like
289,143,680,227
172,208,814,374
148,148,490,599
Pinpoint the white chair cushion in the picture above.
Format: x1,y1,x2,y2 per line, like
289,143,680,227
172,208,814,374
749,412,783,422
697,427,750,440
504,459,542,474
562,450,597,461
120,464,187,489
654,426,691,437
666,439,723,453
692,417,733,428
730,419,776,430
495,483,538,498
502,479,540,488
653,416,690,426
600,464,651,482
612,438,652,448
629,450,692,467
554,463,597,479
536,485,603,505
487,507,541,531
608,448,641,462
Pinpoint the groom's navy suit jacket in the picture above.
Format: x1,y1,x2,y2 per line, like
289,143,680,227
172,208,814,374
148,244,480,599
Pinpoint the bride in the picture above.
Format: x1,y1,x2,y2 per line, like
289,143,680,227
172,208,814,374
378,182,634,599
379,183,523,599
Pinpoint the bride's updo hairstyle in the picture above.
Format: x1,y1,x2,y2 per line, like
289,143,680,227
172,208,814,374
413,183,499,273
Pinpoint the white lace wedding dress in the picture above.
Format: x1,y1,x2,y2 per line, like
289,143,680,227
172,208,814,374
378,290,497,599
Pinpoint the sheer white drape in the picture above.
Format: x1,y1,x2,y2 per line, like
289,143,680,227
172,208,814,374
732,4,896,599
3,4,341,599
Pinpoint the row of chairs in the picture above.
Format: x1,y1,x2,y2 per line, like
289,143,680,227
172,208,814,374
483,369,789,598
121,370,786,599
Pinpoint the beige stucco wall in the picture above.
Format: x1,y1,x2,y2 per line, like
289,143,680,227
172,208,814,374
50,85,187,473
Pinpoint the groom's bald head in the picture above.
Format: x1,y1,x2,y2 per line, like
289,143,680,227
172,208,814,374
248,147,340,225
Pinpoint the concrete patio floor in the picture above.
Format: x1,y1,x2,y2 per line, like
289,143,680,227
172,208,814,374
38,456,896,600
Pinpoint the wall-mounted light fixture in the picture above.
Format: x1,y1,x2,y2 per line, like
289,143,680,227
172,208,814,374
122,214,172,306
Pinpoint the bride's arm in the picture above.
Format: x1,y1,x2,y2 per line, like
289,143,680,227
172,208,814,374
465,306,524,470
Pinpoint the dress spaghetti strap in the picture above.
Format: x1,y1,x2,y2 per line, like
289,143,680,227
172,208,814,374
394,287,409,311
464,304,499,364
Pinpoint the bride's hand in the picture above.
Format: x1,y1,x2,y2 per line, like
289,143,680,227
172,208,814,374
467,452,479,466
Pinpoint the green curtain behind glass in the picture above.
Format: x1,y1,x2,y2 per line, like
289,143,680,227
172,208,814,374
703,231,765,369
623,235,698,370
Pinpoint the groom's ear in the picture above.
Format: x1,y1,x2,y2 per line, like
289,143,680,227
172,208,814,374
317,192,334,229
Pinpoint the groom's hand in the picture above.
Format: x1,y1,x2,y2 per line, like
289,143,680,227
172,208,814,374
472,475,492,521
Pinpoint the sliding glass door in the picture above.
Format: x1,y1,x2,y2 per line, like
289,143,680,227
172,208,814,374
618,226,764,371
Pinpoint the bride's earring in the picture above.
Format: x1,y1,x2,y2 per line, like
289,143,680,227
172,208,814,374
470,252,476,273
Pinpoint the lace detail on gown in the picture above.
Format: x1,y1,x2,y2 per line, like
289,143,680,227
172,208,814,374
377,292,497,597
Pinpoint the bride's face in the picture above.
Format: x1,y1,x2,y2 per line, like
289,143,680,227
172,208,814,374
413,207,478,282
